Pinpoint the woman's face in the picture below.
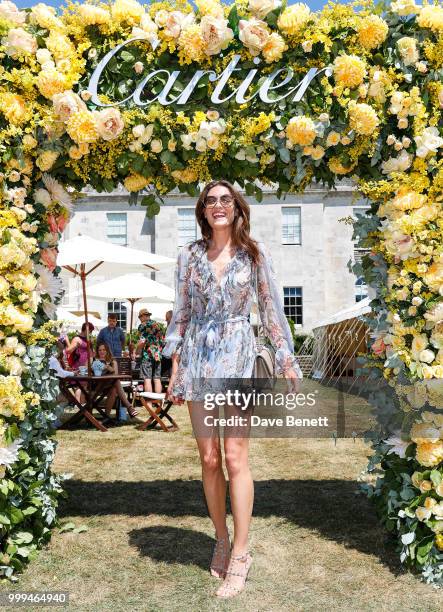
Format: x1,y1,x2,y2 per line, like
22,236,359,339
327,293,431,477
204,185,236,231
98,345,107,360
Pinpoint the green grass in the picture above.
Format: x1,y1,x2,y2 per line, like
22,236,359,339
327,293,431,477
3,384,442,611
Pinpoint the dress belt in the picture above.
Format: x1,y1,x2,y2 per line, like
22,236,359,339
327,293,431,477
190,314,249,350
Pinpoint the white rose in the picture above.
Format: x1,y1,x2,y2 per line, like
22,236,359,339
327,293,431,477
36,48,52,65
195,137,207,152
235,149,246,160
2,27,37,58
238,18,269,56
207,110,219,121
154,9,169,27
150,139,163,153
53,91,87,123
391,0,419,16
34,188,52,207
140,124,154,144
181,134,193,150
248,0,280,19
412,296,423,306
201,15,234,55
134,61,144,73
415,127,443,158
419,349,436,364
164,10,194,39
132,124,145,138
301,40,313,52
381,150,412,174
94,108,124,141
4,336,18,352
209,119,226,134
0,1,26,24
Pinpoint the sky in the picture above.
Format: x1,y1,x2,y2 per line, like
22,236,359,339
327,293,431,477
14,1,345,13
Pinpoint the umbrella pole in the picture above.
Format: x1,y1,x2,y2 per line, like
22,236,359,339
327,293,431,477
128,298,140,354
80,263,92,376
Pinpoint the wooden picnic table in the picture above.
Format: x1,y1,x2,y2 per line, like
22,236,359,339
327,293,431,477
58,374,132,432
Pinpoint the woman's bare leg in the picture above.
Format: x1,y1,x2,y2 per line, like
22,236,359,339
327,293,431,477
223,435,253,555
188,401,228,540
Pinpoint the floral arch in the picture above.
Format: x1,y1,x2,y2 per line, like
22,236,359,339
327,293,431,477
0,0,442,583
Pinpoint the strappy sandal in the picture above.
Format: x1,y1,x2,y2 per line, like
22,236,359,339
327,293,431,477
216,551,253,598
210,533,231,579
127,405,139,418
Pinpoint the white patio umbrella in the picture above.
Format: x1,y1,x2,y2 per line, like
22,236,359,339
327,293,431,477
57,235,175,373
56,307,105,330
83,273,175,341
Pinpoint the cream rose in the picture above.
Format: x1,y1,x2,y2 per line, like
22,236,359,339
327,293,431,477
163,10,194,39
201,15,234,55
53,91,87,123
397,37,419,66
239,18,269,56
248,0,280,19
94,108,124,141
0,1,25,24
2,27,37,58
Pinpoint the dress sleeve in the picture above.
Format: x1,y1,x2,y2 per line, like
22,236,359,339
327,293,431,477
162,245,192,358
255,242,303,379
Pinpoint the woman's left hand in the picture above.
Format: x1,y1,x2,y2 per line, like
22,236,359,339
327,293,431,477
283,367,301,393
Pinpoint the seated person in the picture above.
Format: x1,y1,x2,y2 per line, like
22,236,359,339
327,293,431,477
94,342,138,419
49,338,73,378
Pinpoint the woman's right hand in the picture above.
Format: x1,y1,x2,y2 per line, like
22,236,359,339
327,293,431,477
166,374,185,405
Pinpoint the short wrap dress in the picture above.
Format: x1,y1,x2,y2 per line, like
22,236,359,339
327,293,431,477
162,239,303,401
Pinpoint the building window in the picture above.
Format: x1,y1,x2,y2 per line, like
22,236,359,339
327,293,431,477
283,287,303,325
281,207,301,244
178,208,197,247
355,277,368,303
106,212,127,245
108,301,127,329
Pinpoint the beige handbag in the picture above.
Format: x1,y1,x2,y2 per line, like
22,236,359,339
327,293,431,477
253,261,277,390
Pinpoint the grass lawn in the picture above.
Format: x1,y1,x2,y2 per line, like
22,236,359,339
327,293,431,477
4,383,442,611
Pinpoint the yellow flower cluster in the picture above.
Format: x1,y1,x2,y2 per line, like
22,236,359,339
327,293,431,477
333,54,367,88
356,15,388,50
348,102,380,135
285,116,316,146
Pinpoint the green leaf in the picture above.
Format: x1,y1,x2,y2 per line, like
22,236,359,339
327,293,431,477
73,525,88,534
60,522,76,533
13,531,33,544
430,470,442,487
0,513,11,525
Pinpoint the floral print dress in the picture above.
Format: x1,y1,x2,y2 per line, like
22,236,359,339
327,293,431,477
162,238,303,401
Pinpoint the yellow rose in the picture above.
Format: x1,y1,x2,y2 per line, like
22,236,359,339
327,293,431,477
348,102,379,135
277,4,311,35
36,69,66,99
0,93,27,125
416,506,432,521
411,334,429,360
66,110,99,144
124,174,150,192
239,18,269,56
436,534,443,551
36,150,59,172
4,304,33,333
23,134,38,149
416,441,443,467
262,32,286,63
310,145,325,160
333,54,367,88
436,482,443,497
411,471,423,488
68,146,83,160
420,480,433,493
357,15,388,50
286,116,316,146
326,131,341,147
424,261,443,293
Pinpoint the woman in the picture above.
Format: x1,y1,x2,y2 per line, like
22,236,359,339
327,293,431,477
65,322,95,370
163,180,303,598
94,342,138,419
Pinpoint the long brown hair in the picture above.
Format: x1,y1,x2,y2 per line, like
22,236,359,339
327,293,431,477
195,180,260,265
96,342,113,364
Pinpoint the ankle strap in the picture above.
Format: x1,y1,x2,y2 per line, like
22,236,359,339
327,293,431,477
230,551,251,561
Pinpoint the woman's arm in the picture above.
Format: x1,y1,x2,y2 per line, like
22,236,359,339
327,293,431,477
255,242,303,380
162,245,192,360
65,336,79,354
